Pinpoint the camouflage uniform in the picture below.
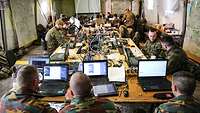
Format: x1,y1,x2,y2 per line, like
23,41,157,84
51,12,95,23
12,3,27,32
45,26,65,53
0,91,58,113
166,46,189,74
143,39,164,58
0,50,12,79
59,97,120,113
119,10,135,38
154,95,200,113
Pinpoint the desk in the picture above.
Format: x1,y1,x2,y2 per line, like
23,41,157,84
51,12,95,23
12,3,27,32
41,75,171,103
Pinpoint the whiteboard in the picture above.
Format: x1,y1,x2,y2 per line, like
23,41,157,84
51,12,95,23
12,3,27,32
75,0,100,13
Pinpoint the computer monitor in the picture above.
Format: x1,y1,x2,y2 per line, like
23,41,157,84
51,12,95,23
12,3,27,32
138,59,167,77
28,56,49,67
43,64,68,81
83,60,108,77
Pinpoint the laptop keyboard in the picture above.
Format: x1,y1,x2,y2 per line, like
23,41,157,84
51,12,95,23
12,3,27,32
90,77,109,86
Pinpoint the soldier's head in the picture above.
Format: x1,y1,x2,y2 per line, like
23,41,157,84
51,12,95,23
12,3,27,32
160,35,174,51
148,28,157,42
14,65,39,94
55,19,64,29
172,71,196,96
69,72,92,98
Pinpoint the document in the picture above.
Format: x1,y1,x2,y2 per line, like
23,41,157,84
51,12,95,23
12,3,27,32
108,66,125,82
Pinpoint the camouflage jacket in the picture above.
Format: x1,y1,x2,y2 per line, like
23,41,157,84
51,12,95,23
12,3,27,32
154,95,200,113
59,97,120,113
0,91,58,113
143,39,163,58
45,27,65,53
166,46,189,74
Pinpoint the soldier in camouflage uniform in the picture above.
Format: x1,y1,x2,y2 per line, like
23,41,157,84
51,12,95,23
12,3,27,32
142,29,163,58
0,65,58,113
45,19,65,54
154,71,200,113
119,8,135,38
59,72,120,113
0,48,12,79
160,36,190,74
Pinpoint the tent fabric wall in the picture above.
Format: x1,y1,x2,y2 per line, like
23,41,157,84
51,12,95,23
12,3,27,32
144,0,184,33
10,0,37,48
183,0,200,58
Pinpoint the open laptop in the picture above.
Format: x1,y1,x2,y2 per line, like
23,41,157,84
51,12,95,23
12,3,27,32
38,64,69,96
83,60,117,96
28,56,49,80
83,60,109,85
50,43,69,61
138,59,171,91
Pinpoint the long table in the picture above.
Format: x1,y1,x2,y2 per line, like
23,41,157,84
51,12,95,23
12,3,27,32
39,38,171,103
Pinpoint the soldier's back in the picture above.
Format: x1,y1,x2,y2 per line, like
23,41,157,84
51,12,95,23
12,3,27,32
154,95,200,113
0,91,57,113
59,97,120,113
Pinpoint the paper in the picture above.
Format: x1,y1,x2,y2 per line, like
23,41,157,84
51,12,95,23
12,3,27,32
108,66,125,82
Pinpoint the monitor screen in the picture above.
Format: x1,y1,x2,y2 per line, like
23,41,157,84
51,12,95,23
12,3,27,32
138,60,167,77
83,60,107,76
43,65,68,80
29,56,49,67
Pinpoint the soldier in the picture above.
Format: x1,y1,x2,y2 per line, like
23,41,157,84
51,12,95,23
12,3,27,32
0,65,58,113
160,36,189,74
119,8,135,38
45,19,65,54
0,48,12,79
59,72,120,113
154,71,200,113
142,28,163,58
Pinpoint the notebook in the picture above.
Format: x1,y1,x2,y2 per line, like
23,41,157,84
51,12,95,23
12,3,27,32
28,56,49,80
83,60,109,85
38,64,69,96
138,59,171,91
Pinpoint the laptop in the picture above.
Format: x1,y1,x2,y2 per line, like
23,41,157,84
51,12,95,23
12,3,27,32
38,64,69,96
138,59,171,91
83,60,109,85
83,60,117,96
50,43,69,61
28,56,49,80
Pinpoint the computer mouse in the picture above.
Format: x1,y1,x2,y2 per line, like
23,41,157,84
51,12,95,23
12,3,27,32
123,90,129,97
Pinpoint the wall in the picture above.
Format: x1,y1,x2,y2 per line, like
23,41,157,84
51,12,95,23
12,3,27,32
144,0,184,32
61,0,75,16
112,0,131,14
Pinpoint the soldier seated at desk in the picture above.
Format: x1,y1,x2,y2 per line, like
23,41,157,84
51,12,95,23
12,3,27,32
141,28,164,58
154,71,200,113
45,19,66,54
0,65,58,113
119,8,135,38
59,72,120,113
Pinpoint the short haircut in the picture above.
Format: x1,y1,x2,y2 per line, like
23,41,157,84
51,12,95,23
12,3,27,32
70,72,92,97
15,65,38,89
172,71,196,96
160,35,174,46
55,19,64,26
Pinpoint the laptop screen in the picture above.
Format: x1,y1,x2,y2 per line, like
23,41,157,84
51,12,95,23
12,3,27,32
29,56,49,67
138,60,167,77
83,60,108,76
43,64,68,81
